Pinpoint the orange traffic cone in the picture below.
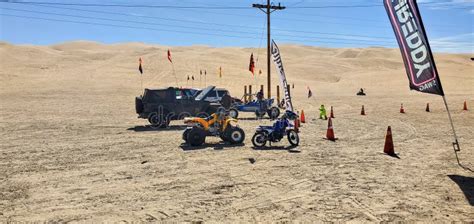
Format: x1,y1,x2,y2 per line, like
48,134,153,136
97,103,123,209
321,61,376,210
361,105,366,115
463,101,468,111
425,103,430,112
300,110,306,123
400,103,405,113
324,117,338,141
384,126,395,156
330,106,335,118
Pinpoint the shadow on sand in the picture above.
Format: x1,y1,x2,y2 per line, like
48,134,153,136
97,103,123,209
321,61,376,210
180,142,245,151
252,145,300,153
127,125,187,132
448,175,474,206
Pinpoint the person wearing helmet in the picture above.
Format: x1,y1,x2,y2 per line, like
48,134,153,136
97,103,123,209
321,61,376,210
284,110,298,120
319,105,327,120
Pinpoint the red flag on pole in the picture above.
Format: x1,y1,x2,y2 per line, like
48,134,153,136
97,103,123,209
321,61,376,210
138,57,143,74
249,53,255,75
167,49,172,63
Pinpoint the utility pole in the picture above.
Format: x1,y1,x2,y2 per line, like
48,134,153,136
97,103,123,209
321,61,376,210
253,1,285,99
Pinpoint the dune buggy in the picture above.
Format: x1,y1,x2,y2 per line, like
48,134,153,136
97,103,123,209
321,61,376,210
229,96,280,120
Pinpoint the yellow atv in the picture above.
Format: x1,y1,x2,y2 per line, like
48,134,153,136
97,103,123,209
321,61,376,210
182,109,245,146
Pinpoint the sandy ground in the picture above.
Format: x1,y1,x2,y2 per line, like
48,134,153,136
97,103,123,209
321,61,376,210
0,41,473,222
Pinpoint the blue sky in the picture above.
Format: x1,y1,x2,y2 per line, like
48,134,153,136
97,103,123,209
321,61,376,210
0,0,472,53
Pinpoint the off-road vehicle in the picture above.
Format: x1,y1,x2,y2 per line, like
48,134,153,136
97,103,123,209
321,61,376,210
135,86,231,127
182,109,245,146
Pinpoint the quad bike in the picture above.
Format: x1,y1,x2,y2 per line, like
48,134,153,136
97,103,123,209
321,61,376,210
229,95,280,119
183,109,245,146
251,110,300,148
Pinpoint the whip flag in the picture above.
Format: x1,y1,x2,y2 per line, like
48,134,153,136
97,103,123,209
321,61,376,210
249,53,255,75
271,40,293,112
167,49,172,63
384,0,444,96
138,57,143,74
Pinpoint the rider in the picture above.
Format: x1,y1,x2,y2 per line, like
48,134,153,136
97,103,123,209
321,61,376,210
256,89,264,110
273,110,297,138
319,105,327,120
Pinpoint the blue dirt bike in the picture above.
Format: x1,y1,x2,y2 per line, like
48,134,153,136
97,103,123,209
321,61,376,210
251,110,300,148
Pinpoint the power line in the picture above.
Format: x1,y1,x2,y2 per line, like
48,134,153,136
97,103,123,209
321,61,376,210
0,7,398,44
1,5,401,42
0,13,400,47
6,1,253,9
0,7,259,36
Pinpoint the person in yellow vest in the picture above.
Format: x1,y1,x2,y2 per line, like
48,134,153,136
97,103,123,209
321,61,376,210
319,105,327,120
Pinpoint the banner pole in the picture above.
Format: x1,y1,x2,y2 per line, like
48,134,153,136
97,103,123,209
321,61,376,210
442,95,462,164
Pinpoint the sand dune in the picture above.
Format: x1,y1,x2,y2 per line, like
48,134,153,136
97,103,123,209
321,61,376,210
0,41,473,222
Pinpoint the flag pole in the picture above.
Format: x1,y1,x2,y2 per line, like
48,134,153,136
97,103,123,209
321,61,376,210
442,95,461,162
171,63,177,87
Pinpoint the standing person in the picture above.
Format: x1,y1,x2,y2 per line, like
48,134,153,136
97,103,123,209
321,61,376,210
256,88,264,110
319,105,327,120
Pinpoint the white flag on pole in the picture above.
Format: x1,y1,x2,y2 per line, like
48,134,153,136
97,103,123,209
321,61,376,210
271,40,293,112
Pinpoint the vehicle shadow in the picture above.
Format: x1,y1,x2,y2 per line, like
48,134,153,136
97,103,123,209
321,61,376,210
252,145,300,152
237,117,260,121
448,175,474,206
180,142,245,151
127,125,187,132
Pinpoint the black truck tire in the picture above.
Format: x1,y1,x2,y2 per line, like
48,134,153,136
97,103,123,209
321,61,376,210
135,97,144,114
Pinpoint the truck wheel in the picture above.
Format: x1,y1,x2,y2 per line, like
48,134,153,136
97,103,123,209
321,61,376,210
227,127,245,144
228,108,239,119
287,130,299,146
186,127,206,146
252,132,267,148
268,107,280,119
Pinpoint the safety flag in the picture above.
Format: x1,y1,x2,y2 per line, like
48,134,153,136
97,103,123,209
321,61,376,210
192,75,195,80
307,87,313,98
384,0,444,96
271,40,294,112
249,53,255,75
138,57,143,74
219,66,222,78
167,49,172,63
187,75,190,81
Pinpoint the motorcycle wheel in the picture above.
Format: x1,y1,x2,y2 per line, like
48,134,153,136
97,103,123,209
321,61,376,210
252,132,267,148
287,130,299,146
